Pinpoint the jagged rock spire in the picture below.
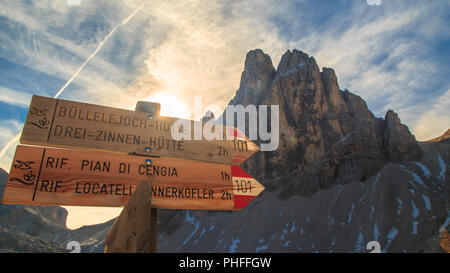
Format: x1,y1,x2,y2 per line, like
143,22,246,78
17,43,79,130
226,49,422,195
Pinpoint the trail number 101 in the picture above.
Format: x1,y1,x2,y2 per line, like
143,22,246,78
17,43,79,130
233,140,248,152
234,180,252,193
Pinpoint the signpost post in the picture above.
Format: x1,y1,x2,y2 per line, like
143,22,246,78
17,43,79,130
1,95,265,253
134,100,160,253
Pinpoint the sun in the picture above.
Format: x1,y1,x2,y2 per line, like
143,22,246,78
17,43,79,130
143,92,191,119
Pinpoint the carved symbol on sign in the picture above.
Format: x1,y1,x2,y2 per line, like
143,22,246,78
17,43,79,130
10,160,36,186
13,160,35,170
28,107,49,129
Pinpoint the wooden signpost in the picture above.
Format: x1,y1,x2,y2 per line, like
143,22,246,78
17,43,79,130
2,95,265,253
2,145,264,210
20,95,259,164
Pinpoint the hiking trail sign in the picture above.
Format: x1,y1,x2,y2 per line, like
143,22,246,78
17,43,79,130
20,95,259,165
2,96,265,210
2,145,264,210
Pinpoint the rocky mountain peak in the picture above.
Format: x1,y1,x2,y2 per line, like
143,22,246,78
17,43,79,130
276,49,314,74
385,109,401,123
230,49,275,106
228,49,422,196
321,67,337,83
244,49,274,73
383,109,419,161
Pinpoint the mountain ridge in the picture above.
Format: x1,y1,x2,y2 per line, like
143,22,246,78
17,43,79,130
428,129,450,144
228,49,421,197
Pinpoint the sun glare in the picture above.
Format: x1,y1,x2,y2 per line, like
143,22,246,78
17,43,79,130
143,92,191,119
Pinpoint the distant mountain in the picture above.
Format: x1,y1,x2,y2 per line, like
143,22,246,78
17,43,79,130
0,49,448,253
0,168,68,252
0,166,113,253
428,129,450,144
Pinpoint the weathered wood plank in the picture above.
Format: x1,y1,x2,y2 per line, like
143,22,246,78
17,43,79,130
2,145,264,210
20,95,259,164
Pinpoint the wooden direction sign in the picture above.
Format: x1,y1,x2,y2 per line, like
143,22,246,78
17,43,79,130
20,95,259,164
2,145,265,210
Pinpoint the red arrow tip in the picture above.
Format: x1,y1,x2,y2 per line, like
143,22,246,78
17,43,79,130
234,195,254,209
231,165,252,178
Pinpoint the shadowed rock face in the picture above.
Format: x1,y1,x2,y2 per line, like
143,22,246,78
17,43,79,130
0,226,66,253
228,49,422,197
161,146,448,253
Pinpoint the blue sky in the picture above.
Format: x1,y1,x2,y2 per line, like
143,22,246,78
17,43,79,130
0,0,449,228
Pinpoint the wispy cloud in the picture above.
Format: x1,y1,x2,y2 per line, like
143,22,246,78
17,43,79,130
0,0,151,102
281,1,450,140
411,89,450,140
128,0,290,115
0,86,32,108
0,119,23,171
